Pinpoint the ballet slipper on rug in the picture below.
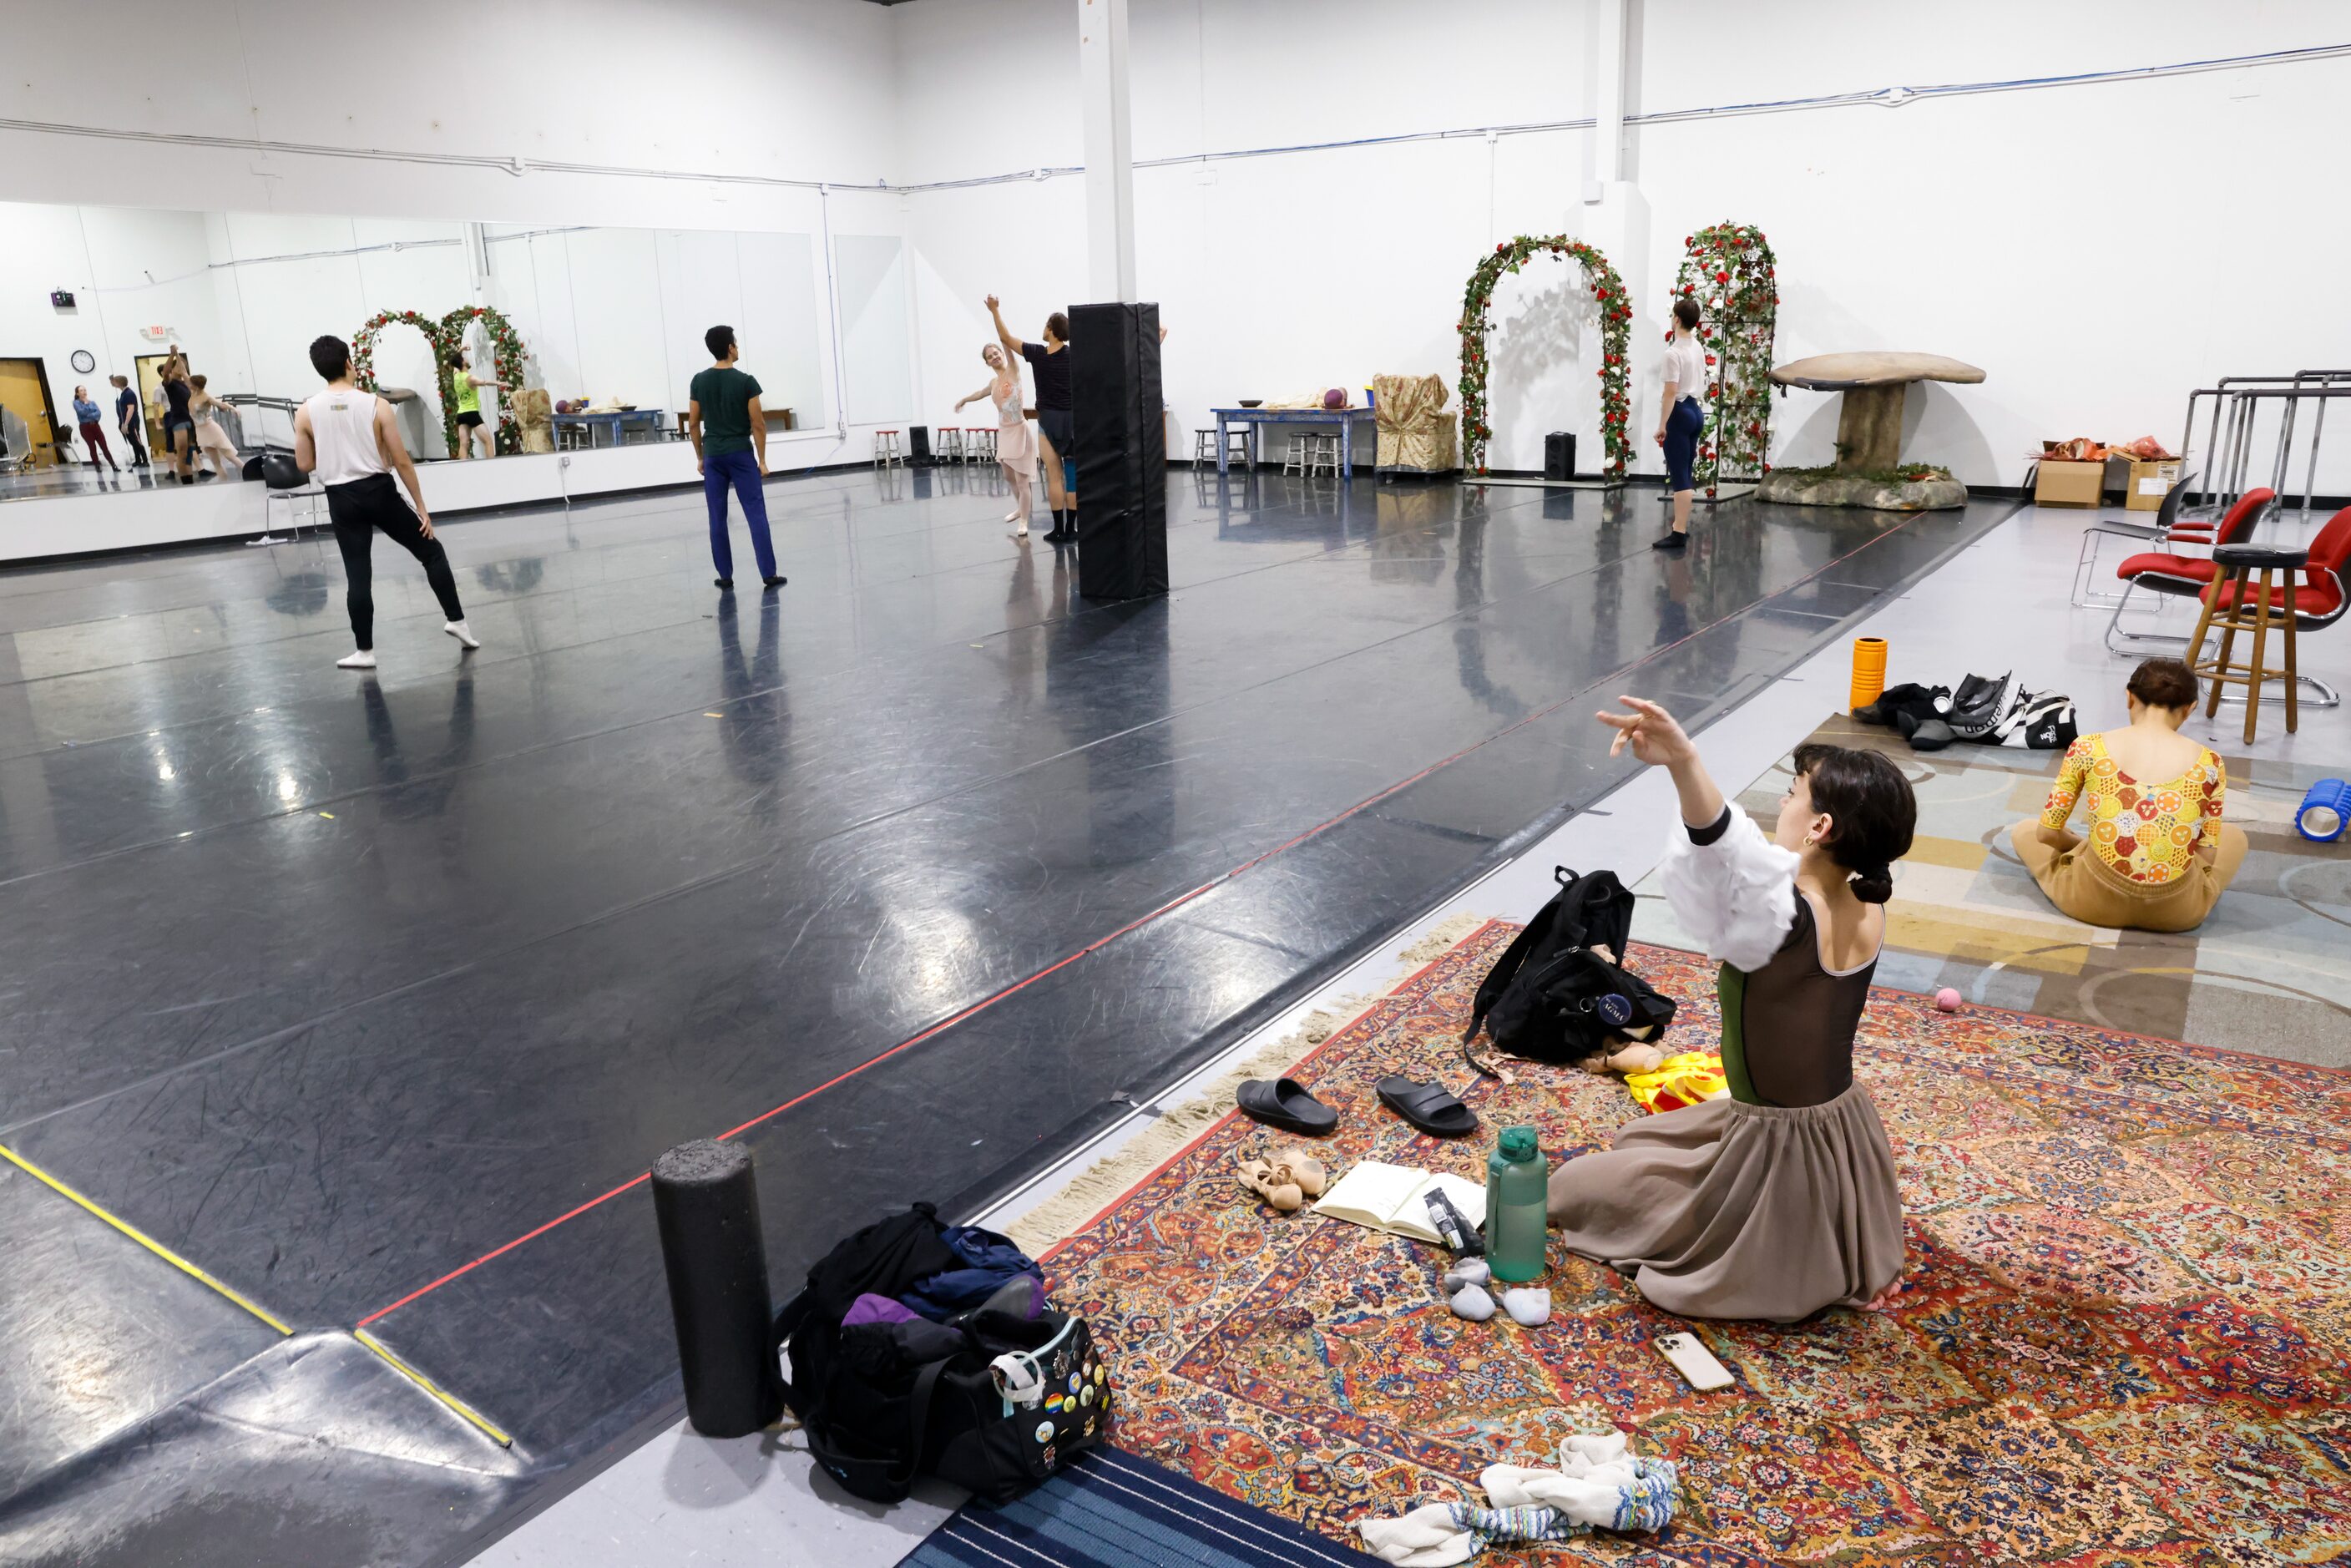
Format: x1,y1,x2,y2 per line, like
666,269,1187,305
1235,1155,1302,1213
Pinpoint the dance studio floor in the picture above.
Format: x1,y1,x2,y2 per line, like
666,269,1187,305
0,465,2015,1562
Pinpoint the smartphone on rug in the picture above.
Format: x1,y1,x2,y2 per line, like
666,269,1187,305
1656,1333,1733,1392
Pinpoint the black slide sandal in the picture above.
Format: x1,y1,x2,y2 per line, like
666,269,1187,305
1236,1077,1337,1136
1377,1075,1479,1138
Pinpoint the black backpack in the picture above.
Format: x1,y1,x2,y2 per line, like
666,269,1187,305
1461,867,1676,1075
774,1205,1107,1505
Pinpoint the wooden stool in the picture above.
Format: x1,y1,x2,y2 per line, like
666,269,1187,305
2186,541,2304,743
968,427,998,465
936,427,965,464
872,430,904,468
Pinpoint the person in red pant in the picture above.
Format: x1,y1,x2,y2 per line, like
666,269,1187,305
73,386,120,473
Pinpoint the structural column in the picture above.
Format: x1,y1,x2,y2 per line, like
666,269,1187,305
1079,0,1136,302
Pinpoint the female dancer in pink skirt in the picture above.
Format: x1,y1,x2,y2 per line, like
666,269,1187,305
954,342,1036,541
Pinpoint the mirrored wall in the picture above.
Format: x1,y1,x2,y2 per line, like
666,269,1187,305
0,200,852,504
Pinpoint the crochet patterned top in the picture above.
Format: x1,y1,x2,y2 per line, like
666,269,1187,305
1657,807,1882,1109
2038,731,2224,886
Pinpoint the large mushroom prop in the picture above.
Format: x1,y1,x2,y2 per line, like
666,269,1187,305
1756,352,1984,510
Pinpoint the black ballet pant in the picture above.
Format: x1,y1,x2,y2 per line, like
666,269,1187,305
326,473,463,650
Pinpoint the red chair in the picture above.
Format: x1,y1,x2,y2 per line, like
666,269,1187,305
2191,502,2351,713
2104,486,2273,653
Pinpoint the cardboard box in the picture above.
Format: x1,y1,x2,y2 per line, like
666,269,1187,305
2124,458,2184,512
2035,458,2104,508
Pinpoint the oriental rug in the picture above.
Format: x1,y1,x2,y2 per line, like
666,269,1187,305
1039,921,2351,1565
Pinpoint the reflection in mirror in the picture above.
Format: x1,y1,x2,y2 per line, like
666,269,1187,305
0,202,836,504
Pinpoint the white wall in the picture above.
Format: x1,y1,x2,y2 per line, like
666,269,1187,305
896,0,2351,491
0,0,911,559
5,0,2348,552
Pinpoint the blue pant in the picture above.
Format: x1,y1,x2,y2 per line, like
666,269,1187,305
1661,397,1704,493
703,448,776,580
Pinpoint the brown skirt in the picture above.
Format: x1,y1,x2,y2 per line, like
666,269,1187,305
2007,819,2247,933
1546,1084,1904,1324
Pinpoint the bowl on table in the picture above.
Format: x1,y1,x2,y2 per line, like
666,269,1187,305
1237,399,1263,408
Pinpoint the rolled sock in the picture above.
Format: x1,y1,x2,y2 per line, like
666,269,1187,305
1442,1259,1492,1294
1500,1288,1550,1327
1449,1284,1496,1323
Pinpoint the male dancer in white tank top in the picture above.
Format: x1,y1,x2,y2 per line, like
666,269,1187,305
295,335,478,670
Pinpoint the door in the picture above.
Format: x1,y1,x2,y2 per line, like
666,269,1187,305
135,353,172,458
0,358,59,468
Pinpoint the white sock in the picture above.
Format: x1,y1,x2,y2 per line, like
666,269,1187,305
444,620,480,650
337,650,377,670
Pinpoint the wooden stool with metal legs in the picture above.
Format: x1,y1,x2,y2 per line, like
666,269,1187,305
2186,542,2303,743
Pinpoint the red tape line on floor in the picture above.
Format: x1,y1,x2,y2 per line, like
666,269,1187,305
354,509,1949,1330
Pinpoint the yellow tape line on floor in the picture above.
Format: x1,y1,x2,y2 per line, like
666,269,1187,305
0,1141,293,1336
352,1328,515,1449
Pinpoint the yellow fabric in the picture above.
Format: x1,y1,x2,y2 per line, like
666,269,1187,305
1373,373,1459,473
1623,1051,1730,1115
512,387,554,454
2038,732,2225,887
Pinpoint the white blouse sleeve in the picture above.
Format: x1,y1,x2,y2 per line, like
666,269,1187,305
1656,807,1800,973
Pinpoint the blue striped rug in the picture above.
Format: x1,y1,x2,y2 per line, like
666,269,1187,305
902,1448,1389,1568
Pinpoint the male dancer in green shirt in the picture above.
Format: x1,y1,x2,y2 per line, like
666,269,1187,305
687,324,785,590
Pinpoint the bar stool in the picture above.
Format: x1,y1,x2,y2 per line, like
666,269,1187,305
1282,432,1312,475
969,427,998,466
937,427,965,464
1305,432,1342,478
2186,541,2303,743
872,430,904,469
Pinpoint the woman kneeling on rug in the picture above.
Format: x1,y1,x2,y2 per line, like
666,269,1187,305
1547,698,1913,1323
2008,657,2246,933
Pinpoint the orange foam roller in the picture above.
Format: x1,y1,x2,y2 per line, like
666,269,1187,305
1849,636,1888,711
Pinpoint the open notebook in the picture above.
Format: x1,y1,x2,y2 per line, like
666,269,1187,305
1312,1162,1487,1245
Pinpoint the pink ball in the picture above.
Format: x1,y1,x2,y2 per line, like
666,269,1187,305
1934,988,1962,1013
1322,387,1347,410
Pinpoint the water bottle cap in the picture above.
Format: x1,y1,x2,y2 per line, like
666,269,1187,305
1498,1126,1539,1160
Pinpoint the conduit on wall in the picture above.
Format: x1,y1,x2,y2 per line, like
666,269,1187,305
0,42,2340,198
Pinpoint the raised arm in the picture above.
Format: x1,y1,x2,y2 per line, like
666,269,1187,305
953,382,995,412
985,295,1024,359
1598,696,1797,970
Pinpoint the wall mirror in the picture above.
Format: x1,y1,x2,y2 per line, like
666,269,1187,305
0,199,838,508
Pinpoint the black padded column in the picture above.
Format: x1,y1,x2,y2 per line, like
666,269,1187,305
651,1139,784,1437
1069,301,1168,600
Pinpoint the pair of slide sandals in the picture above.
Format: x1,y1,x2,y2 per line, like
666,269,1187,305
1235,1075,1477,1140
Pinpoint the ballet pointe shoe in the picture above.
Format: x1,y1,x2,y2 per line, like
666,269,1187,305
1235,1155,1302,1213
1268,1146,1329,1198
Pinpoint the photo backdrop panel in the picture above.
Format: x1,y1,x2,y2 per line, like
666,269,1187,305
837,235,913,427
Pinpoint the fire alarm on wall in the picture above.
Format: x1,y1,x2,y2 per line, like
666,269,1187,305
50,290,76,309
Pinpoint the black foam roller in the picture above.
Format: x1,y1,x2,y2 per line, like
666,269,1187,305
1070,301,1168,600
652,1139,784,1437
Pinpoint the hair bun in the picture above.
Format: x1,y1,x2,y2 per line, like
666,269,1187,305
1848,864,1895,904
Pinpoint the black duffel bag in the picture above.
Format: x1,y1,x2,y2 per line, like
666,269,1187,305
775,1206,1108,1505
1461,866,1676,1075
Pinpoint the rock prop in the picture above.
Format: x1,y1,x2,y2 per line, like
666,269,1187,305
1757,352,1983,511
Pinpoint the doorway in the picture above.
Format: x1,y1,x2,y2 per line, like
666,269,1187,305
0,357,61,468
134,353,174,463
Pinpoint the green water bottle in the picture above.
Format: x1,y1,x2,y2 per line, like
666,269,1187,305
1484,1125,1548,1283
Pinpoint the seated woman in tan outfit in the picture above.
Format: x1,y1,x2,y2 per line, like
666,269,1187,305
2008,657,2247,933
